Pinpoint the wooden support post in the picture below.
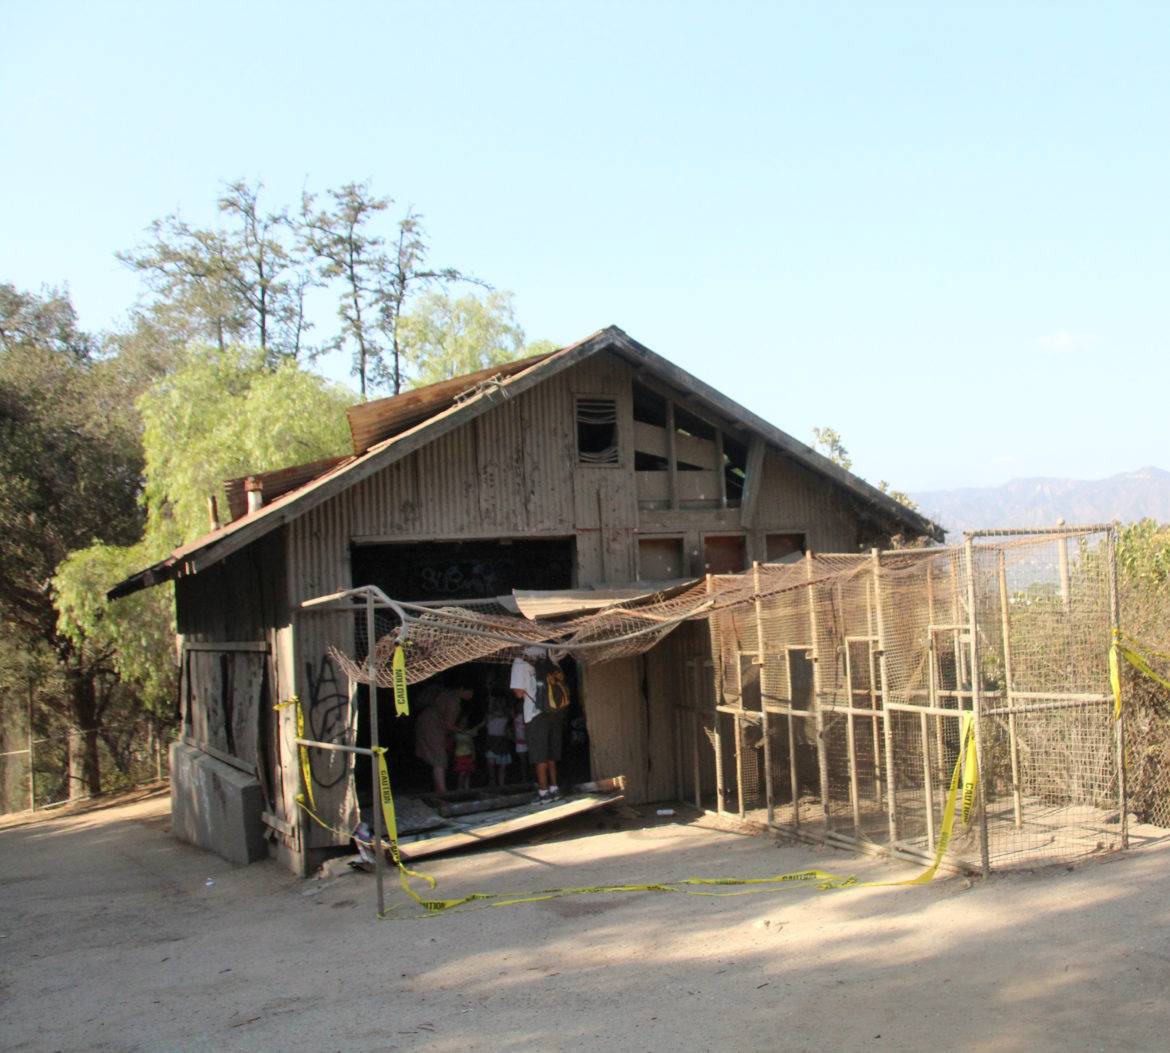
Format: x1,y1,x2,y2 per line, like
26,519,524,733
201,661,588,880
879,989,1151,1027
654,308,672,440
838,580,861,834
927,560,945,782
872,548,898,842
665,400,679,512
672,697,684,804
786,692,801,828
963,538,992,877
739,436,766,528
950,549,967,688
806,552,831,828
1107,526,1129,849
919,710,936,850
691,673,702,809
686,659,702,809
706,576,725,815
733,652,746,817
366,594,385,918
1058,530,1071,607
865,579,883,802
997,549,1023,829
715,429,728,510
753,562,776,824
846,684,862,835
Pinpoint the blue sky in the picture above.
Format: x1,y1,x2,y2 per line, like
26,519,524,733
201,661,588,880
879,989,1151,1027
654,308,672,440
2,1,1167,491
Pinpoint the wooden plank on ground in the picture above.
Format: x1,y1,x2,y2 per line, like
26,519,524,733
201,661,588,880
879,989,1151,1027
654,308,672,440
397,792,624,860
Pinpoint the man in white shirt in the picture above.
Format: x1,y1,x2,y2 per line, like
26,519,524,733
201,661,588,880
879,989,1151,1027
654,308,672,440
510,646,562,801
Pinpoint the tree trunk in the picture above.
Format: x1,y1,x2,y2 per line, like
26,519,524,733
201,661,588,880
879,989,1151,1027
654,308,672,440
67,727,101,799
65,657,103,799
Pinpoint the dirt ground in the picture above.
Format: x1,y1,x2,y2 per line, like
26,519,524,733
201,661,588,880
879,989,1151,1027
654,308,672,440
2,793,1170,1052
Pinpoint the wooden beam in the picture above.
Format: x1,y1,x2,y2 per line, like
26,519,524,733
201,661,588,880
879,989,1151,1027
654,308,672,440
631,370,751,442
715,430,728,509
183,640,270,652
739,436,766,528
666,399,679,510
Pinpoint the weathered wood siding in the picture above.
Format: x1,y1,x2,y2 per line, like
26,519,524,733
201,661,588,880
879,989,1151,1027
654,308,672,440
175,530,295,850
177,348,908,865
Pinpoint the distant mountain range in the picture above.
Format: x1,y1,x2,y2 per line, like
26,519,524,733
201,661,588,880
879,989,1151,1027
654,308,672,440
911,467,1170,538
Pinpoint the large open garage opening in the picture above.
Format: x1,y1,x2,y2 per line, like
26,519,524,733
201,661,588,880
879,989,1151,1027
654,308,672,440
347,537,592,829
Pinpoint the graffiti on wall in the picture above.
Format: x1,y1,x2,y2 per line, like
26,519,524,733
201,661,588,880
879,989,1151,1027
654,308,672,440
304,654,350,789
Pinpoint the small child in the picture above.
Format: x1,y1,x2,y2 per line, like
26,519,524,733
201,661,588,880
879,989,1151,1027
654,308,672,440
451,711,483,791
484,695,513,787
512,700,529,783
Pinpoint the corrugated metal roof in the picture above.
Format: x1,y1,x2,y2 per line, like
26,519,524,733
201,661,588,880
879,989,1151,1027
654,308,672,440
222,456,350,521
109,325,943,600
346,352,555,455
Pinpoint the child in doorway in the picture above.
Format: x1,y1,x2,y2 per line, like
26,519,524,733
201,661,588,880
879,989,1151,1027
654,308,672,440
512,699,529,783
484,695,513,787
451,709,483,790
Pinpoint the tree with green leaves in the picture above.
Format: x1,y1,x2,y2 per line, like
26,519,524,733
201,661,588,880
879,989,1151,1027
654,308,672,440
56,346,355,746
0,285,144,796
119,180,310,364
812,426,852,471
377,208,483,395
300,182,391,400
133,345,353,544
399,290,555,388
813,425,918,510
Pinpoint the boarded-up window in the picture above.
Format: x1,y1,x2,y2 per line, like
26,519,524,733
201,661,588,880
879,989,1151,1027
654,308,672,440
703,535,746,574
185,648,267,769
766,532,806,563
576,396,619,466
638,537,685,580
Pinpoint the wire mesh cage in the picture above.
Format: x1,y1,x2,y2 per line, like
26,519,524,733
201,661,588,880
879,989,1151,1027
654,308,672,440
304,527,1136,875
702,530,1129,873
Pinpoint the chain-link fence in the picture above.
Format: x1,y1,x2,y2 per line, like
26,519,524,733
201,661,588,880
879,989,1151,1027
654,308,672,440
0,719,171,816
693,529,1130,874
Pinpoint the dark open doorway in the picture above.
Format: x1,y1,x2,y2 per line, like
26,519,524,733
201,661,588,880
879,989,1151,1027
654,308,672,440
348,537,587,825
351,536,575,601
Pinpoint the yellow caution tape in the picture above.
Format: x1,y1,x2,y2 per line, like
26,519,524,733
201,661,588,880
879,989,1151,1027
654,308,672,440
1111,629,1170,719
274,696,315,812
854,713,976,888
294,713,979,918
392,644,409,717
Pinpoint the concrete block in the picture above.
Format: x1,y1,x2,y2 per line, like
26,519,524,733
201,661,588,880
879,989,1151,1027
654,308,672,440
169,742,267,865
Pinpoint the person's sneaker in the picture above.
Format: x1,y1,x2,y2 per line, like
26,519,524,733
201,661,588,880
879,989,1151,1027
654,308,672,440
548,785,561,800
537,789,551,804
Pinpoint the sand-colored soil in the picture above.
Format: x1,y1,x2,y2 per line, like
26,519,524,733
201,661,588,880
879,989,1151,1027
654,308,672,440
2,791,1169,1051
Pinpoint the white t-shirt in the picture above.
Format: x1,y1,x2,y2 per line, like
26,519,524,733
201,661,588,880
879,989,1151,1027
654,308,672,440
510,653,540,724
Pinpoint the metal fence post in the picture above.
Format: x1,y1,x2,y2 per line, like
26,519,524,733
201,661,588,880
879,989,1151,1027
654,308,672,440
806,552,831,829
753,562,775,824
1107,524,1129,849
366,592,385,917
963,536,992,877
871,548,898,843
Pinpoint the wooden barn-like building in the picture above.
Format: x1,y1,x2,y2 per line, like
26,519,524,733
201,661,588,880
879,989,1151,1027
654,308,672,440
112,326,939,874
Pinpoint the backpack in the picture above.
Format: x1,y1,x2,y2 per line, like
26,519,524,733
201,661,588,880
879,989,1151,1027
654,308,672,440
533,657,571,713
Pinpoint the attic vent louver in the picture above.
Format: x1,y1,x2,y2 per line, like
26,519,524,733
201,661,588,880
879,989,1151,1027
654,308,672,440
576,396,619,466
